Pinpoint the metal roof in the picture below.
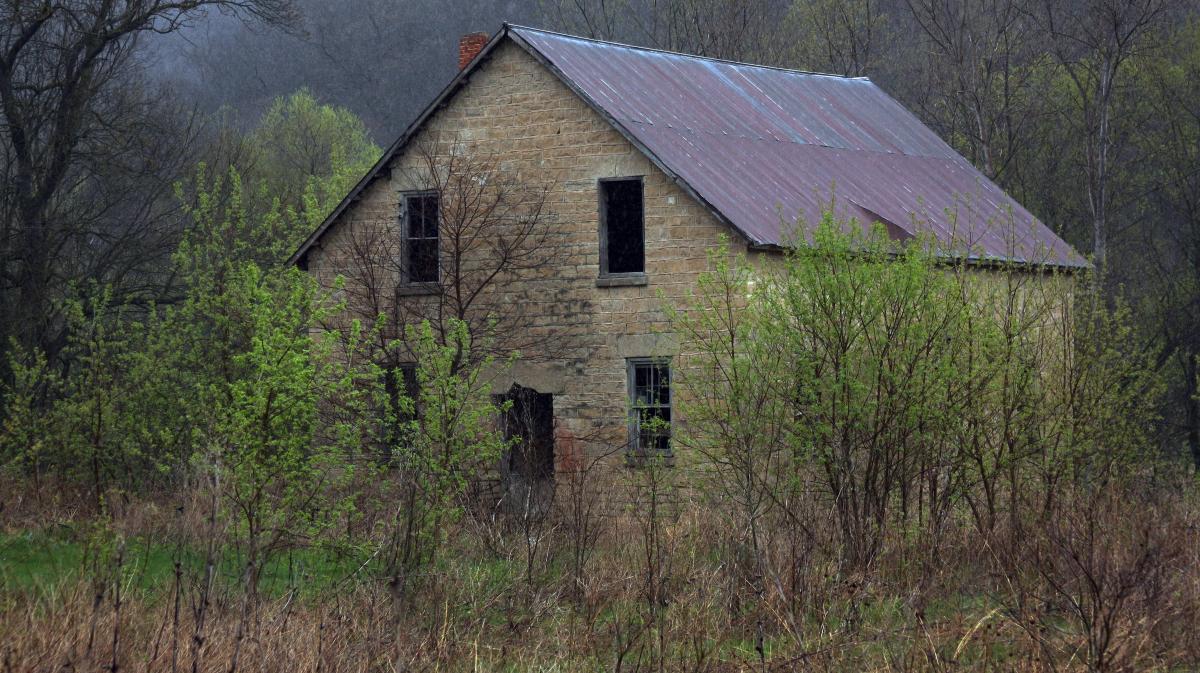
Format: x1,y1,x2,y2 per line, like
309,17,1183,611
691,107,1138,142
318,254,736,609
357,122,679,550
510,26,1086,267
292,25,1087,269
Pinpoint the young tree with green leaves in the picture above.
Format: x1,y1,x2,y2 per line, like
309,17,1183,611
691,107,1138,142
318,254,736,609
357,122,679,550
244,89,382,232
381,318,512,605
1,146,382,589
672,211,1162,576
666,242,793,649
0,0,296,378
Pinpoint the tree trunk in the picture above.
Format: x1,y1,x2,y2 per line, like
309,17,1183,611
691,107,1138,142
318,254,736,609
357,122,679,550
12,180,53,359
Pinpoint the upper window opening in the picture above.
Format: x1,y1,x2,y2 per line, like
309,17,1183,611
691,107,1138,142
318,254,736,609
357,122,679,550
405,192,439,283
601,178,645,275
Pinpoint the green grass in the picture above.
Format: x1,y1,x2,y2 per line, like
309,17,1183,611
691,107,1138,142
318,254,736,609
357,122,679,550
0,527,366,598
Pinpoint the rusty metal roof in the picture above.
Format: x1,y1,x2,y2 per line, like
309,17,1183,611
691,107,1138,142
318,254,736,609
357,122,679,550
509,26,1086,268
292,25,1086,269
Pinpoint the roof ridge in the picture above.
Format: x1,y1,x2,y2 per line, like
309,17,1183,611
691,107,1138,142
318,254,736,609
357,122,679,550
504,23,871,82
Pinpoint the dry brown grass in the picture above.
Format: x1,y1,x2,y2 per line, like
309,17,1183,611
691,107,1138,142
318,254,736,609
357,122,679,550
2,474,1199,673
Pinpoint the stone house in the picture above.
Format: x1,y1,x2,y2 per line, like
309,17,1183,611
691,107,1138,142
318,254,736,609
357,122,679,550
291,25,1085,487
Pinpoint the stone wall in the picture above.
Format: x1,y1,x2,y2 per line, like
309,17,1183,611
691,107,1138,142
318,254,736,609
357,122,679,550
304,40,746,467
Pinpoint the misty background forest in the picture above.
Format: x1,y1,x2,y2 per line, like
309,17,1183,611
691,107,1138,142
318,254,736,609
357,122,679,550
3,1,1200,671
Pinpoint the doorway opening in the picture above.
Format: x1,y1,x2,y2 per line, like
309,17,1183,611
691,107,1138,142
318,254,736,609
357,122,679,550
499,384,555,512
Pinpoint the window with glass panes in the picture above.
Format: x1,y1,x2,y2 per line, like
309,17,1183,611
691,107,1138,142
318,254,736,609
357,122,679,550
404,192,439,283
627,358,671,454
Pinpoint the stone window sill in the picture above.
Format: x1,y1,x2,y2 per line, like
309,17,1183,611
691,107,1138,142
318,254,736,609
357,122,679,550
396,282,440,297
596,273,648,288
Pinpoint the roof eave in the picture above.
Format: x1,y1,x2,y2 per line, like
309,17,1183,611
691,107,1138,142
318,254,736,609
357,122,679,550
747,241,1091,273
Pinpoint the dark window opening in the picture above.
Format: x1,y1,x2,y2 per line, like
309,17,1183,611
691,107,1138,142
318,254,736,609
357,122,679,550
386,364,419,418
382,363,420,464
405,193,439,283
398,364,419,408
601,178,645,275
628,359,671,455
499,385,555,485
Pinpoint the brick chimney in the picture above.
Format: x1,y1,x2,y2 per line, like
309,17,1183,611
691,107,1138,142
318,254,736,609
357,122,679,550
458,32,489,70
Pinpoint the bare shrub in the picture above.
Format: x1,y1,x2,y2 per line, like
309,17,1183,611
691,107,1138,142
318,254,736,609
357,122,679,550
1027,482,1191,672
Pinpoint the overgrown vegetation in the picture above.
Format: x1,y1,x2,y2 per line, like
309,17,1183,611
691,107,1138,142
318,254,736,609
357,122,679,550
3,203,1198,670
2,2,1200,670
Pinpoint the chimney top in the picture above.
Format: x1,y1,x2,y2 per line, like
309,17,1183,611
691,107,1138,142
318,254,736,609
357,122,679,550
458,32,490,70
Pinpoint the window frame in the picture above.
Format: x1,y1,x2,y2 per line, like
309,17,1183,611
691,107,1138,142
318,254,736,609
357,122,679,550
598,176,647,280
401,190,440,286
626,357,672,460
